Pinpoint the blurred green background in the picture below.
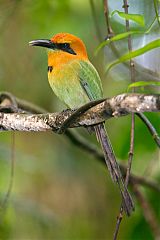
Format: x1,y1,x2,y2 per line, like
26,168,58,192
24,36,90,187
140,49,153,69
0,0,160,239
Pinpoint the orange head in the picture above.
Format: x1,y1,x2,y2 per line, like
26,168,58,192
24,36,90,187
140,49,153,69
29,33,88,67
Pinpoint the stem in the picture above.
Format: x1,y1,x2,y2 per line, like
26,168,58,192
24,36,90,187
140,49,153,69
114,1,136,238
103,0,114,38
132,184,160,239
90,0,103,42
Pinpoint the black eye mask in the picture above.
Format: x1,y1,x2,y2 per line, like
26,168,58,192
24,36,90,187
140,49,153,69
56,43,76,55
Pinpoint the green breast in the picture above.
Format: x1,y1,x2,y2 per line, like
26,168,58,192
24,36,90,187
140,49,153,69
48,59,103,109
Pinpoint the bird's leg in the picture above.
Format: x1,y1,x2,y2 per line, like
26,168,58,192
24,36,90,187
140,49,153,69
57,99,104,134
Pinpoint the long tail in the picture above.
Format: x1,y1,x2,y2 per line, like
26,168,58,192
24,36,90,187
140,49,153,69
94,123,134,216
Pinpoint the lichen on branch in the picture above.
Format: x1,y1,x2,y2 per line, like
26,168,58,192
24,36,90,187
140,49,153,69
0,93,160,132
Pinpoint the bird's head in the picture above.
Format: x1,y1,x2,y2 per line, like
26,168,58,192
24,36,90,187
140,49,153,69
29,33,88,61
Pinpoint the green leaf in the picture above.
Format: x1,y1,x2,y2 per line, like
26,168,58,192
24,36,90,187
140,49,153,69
105,39,160,73
127,81,160,91
95,17,157,56
145,16,157,34
111,10,145,26
95,31,142,55
153,0,160,27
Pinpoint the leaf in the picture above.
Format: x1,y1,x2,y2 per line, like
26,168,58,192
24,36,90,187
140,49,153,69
153,0,160,27
145,16,157,34
95,31,142,55
95,16,157,55
105,39,160,73
127,81,160,91
111,10,145,26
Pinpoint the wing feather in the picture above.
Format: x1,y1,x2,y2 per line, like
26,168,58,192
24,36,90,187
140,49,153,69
78,60,103,101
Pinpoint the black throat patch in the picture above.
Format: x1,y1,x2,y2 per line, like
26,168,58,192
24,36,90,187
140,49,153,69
48,66,53,73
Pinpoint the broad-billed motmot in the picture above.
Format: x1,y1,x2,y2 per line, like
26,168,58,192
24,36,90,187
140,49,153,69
29,33,134,215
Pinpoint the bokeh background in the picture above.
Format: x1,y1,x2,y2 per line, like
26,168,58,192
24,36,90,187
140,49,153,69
0,0,160,239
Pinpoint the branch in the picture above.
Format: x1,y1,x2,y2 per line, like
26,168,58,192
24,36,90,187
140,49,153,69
1,91,160,194
132,184,160,240
65,130,160,193
90,0,102,42
136,113,160,147
103,0,114,37
114,1,137,238
0,93,160,132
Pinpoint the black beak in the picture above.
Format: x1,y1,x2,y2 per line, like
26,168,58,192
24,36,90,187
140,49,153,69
29,39,77,55
29,39,56,49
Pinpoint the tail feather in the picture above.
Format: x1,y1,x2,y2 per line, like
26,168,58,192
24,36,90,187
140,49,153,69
94,124,134,216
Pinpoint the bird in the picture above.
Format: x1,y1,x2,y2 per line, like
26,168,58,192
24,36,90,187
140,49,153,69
29,33,134,216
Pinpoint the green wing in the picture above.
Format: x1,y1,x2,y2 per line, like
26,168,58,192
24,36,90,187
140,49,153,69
48,59,103,108
78,60,103,101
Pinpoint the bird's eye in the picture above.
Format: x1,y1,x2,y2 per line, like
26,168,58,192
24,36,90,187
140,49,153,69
62,43,69,49
57,42,76,55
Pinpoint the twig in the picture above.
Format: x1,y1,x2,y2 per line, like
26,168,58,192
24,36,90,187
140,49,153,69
136,113,160,147
0,92,46,114
122,0,135,82
103,0,134,77
132,184,160,240
126,114,135,184
103,0,114,38
0,93,17,222
114,116,135,240
123,0,136,188
0,133,15,215
90,0,103,42
129,173,160,193
66,130,160,192
114,1,137,237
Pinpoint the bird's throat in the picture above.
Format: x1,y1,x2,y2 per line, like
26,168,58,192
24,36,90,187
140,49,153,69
48,49,87,70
